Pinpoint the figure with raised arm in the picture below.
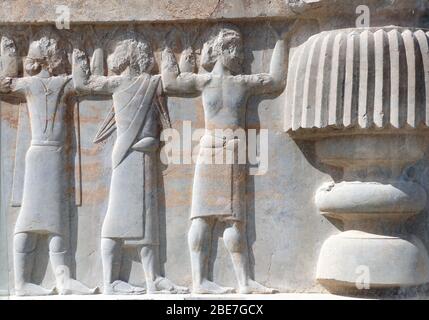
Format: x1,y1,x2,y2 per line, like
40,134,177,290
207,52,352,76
0,32,96,296
161,23,288,294
72,31,188,295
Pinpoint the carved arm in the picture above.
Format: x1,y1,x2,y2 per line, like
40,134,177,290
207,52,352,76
72,48,120,96
246,37,288,96
0,36,25,97
161,46,204,96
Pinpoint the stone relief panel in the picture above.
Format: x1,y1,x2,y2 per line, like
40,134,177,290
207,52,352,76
1,22,309,296
0,2,429,297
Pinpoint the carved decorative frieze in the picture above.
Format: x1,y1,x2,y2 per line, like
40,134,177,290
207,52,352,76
1,1,429,299
0,21,289,297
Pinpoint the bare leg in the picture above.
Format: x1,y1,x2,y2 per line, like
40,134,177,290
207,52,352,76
49,234,97,295
140,245,157,286
223,222,277,294
140,245,189,294
188,218,235,294
101,238,121,290
14,232,54,296
101,238,144,295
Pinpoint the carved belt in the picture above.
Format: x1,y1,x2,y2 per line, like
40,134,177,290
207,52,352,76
30,140,62,147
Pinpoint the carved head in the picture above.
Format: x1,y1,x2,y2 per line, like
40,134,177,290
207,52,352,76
24,33,69,76
107,32,154,75
201,24,244,74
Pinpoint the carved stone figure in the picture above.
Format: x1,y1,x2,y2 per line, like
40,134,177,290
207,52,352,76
0,32,96,296
161,23,287,294
72,31,188,295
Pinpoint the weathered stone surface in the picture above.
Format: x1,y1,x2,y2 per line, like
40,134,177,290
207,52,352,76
0,0,426,24
1,0,429,299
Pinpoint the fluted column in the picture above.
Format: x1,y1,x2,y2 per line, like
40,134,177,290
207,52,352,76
285,27,429,292
285,27,429,132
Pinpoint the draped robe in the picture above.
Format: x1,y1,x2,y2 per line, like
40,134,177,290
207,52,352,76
101,74,161,245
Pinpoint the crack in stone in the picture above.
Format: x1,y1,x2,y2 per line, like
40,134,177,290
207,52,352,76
209,0,223,18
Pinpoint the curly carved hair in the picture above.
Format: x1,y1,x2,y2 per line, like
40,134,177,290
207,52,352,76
108,32,154,75
24,34,69,76
201,23,243,71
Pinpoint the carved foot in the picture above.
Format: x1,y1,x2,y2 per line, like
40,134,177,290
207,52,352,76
104,280,146,295
15,283,55,296
58,279,98,295
193,280,236,294
147,277,190,294
239,280,278,294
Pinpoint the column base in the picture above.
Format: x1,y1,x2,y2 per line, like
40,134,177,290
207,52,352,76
316,231,429,291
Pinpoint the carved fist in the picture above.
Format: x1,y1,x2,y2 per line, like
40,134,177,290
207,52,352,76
0,36,18,78
73,48,87,61
0,36,17,57
72,48,90,73
0,76,12,93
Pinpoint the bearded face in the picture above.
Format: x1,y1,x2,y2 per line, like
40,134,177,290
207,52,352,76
220,40,244,74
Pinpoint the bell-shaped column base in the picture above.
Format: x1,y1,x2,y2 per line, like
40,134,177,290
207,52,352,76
316,231,429,291
313,134,429,293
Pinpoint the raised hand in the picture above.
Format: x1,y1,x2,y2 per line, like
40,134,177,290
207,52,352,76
70,27,103,76
72,48,90,71
175,25,199,73
0,35,18,78
89,29,105,76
